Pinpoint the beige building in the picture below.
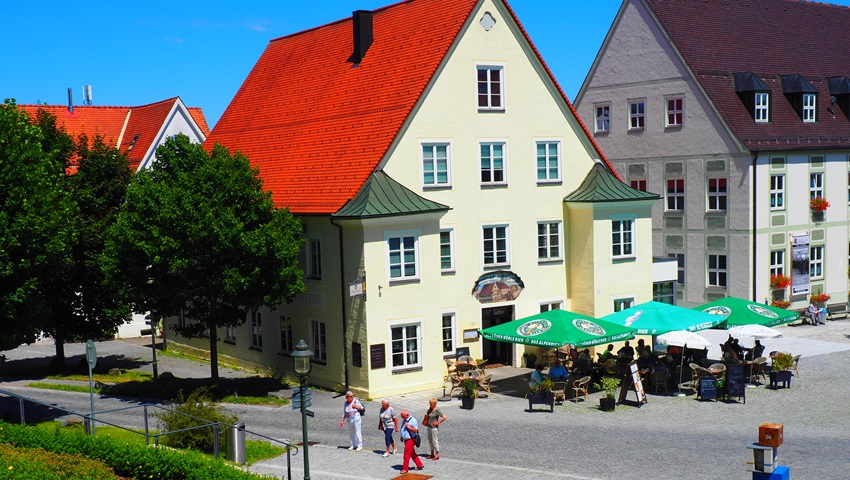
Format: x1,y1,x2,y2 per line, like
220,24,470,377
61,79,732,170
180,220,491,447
167,0,672,397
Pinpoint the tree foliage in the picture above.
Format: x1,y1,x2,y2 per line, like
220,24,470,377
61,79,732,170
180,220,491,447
104,135,305,381
0,100,75,350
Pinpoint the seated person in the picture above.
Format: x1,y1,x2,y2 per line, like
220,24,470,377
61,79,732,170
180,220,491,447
752,340,765,359
636,349,654,371
635,339,647,358
721,344,742,364
617,341,635,361
602,356,619,376
529,364,545,389
548,359,569,381
731,338,745,360
575,349,592,374
599,344,616,361
807,300,826,325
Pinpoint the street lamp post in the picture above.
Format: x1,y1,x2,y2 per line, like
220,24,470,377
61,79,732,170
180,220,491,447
291,339,314,480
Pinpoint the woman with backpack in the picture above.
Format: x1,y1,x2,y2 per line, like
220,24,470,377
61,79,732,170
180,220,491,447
339,390,364,451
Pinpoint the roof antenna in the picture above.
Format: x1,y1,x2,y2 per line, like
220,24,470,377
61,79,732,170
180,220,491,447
67,87,74,112
82,85,93,106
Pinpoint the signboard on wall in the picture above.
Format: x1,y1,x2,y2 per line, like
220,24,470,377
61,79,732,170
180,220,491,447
791,235,810,295
472,271,524,304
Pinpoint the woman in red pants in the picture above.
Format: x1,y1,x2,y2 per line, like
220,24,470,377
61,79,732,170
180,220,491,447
398,410,425,474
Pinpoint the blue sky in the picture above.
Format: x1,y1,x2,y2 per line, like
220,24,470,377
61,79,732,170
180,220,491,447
2,1,622,128
5,1,848,129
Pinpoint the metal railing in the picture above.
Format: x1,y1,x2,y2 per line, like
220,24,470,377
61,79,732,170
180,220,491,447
0,387,296,480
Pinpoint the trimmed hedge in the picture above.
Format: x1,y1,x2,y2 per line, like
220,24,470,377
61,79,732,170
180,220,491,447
0,421,273,480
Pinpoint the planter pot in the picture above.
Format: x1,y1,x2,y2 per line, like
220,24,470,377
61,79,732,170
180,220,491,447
599,397,616,412
769,370,792,389
460,396,475,410
527,392,554,412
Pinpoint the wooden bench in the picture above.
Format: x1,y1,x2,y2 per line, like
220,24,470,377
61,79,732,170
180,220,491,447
793,309,815,325
827,302,849,321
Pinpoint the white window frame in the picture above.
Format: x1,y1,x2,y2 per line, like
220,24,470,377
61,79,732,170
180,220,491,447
803,93,816,123
537,220,562,262
666,178,684,211
669,253,685,285
307,239,322,280
535,140,561,183
539,298,564,313
421,142,451,188
310,318,328,363
439,227,455,273
249,311,263,350
810,172,824,200
755,92,769,123
595,103,610,133
809,245,823,279
612,296,635,313
224,325,236,344
389,319,422,370
770,250,785,277
482,224,510,267
628,100,645,130
479,141,507,186
476,64,505,111
707,254,728,288
279,315,293,354
611,216,636,260
441,311,457,358
707,177,727,211
770,174,785,210
666,96,683,127
385,230,420,282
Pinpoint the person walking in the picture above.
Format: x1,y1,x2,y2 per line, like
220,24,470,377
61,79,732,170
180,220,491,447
339,391,364,451
378,398,398,457
423,397,446,460
399,409,424,474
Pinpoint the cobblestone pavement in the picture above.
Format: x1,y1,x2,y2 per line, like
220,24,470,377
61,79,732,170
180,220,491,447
3,320,850,479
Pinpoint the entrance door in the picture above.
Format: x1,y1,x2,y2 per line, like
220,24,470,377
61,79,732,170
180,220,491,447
481,305,514,365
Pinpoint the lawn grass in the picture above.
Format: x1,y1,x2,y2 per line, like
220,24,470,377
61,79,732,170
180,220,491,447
46,370,153,383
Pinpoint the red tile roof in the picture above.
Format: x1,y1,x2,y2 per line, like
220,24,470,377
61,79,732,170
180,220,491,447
206,0,613,215
19,99,210,171
645,0,850,151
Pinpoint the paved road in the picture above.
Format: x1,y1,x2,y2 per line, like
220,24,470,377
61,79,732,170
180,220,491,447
2,321,850,480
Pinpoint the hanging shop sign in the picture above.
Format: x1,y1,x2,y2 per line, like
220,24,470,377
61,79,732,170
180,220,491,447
471,271,524,304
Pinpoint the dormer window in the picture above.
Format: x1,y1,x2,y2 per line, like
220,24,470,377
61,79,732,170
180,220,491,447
780,74,818,123
755,93,769,123
827,76,850,119
734,72,771,123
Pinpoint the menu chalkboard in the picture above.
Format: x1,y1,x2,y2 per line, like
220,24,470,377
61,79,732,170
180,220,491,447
725,363,746,403
370,344,385,370
699,377,717,400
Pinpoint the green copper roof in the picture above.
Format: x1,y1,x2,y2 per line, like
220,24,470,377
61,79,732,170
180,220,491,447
564,163,660,203
333,170,450,219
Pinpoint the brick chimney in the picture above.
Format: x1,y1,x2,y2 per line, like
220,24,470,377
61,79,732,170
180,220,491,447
348,10,373,64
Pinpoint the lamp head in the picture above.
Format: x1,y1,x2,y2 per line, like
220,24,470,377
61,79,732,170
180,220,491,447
292,339,314,377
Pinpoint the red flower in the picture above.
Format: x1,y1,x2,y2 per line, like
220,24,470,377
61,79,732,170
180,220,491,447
769,274,791,289
810,197,830,212
770,299,791,309
810,293,831,304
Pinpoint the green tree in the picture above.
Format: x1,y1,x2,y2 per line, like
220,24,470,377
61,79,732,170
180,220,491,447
104,135,305,382
37,129,133,366
0,100,75,350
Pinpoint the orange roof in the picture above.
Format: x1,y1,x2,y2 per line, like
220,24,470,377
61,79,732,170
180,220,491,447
206,0,613,215
19,99,210,171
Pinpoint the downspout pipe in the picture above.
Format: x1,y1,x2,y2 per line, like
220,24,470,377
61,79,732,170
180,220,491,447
330,217,350,392
752,151,759,303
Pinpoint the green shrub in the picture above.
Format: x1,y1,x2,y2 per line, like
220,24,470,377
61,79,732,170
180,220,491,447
155,386,237,454
0,421,273,480
0,443,116,479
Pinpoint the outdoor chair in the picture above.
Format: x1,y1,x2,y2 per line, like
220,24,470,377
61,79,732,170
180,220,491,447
751,357,768,384
688,363,701,389
709,362,726,380
477,374,493,398
791,355,801,376
572,376,591,403
456,362,475,374
552,381,568,404
444,358,456,375
448,374,463,397
651,369,669,394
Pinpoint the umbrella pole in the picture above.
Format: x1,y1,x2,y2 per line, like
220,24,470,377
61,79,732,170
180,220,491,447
675,343,686,397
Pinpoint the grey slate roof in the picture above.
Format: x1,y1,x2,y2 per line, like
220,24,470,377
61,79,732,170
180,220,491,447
564,163,660,203
332,170,450,219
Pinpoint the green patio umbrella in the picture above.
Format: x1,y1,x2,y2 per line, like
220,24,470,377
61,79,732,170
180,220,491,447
479,309,636,349
601,301,724,335
695,297,798,328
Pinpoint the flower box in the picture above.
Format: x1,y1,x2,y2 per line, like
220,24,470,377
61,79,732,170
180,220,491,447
810,196,830,212
769,274,791,289
770,299,791,309
810,293,831,304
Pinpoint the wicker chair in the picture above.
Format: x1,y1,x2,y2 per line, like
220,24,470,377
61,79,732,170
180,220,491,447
572,376,591,403
477,374,493,398
552,381,568,404
791,355,801,376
